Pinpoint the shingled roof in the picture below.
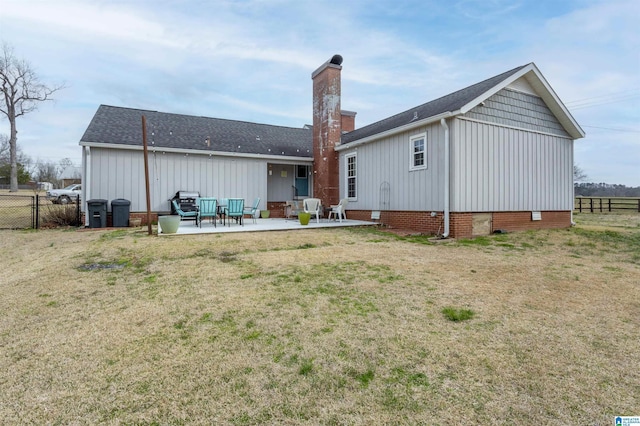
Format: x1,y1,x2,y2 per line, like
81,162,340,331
341,64,529,144
80,105,313,158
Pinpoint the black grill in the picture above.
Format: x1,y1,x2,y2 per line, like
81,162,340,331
170,190,200,215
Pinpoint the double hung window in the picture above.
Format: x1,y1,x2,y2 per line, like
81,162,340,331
410,133,427,170
345,153,357,199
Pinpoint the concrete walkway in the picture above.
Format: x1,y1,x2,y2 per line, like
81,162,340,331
159,217,376,235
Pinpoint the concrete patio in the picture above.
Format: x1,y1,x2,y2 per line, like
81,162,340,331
158,217,377,235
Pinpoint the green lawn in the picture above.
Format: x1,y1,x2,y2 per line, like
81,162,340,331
1,215,638,424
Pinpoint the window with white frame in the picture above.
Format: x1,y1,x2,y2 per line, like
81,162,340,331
410,133,427,170
345,153,357,199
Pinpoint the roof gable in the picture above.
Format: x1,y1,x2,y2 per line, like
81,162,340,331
80,105,313,158
340,63,584,146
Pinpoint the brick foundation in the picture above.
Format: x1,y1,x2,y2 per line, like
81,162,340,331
347,210,445,235
492,211,571,233
346,210,572,238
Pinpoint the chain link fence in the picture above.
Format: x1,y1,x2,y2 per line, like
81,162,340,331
0,194,81,229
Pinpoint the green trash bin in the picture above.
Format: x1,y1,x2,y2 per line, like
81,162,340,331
87,199,107,228
111,199,131,227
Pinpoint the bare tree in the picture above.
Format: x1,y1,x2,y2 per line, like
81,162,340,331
33,159,58,184
0,42,64,191
0,133,8,160
1,132,30,168
573,164,588,183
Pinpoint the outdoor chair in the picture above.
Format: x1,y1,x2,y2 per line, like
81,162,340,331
285,200,304,220
243,197,261,224
328,198,348,223
303,198,322,224
198,197,217,227
225,198,245,226
171,199,198,226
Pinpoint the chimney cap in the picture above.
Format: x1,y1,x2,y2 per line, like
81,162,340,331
311,54,343,79
330,54,343,66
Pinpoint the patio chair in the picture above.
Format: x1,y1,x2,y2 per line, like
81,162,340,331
303,198,322,224
225,198,245,226
328,198,348,223
243,197,261,224
198,197,217,228
285,200,303,220
171,199,198,226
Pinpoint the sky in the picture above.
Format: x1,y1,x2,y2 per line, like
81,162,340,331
1,0,639,186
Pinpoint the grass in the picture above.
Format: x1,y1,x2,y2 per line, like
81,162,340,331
1,214,639,424
441,306,475,321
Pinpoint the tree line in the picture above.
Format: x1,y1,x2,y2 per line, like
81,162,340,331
574,182,640,198
573,164,639,197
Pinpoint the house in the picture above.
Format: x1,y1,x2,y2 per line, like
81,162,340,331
319,57,585,237
80,107,315,219
59,165,82,188
80,55,584,237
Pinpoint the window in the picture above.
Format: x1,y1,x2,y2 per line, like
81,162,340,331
345,153,357,199
410,133,427,170
296,165,308,178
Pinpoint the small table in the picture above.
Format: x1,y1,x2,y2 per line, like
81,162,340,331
217,204,227,225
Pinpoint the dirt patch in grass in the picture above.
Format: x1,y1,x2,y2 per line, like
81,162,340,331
1,219,639,424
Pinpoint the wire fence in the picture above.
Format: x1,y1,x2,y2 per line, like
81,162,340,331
0,194,81,229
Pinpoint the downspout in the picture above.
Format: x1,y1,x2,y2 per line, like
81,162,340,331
570,145,576,226
83,146,91,227
440,118,450,238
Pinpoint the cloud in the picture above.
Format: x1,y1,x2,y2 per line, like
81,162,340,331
0,0,638,185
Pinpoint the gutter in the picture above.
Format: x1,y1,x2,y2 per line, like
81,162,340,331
79,142,314,163
83,146,91,227
440,118,450,238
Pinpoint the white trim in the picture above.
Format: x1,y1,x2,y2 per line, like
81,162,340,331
409,132,428,171
79,141,314,163
345,152,357,200
336,111,453,151
457,116,574,140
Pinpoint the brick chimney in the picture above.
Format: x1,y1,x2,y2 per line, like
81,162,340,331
312,54,349,208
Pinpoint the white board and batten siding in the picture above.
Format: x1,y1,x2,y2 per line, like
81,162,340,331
339,85,574,214
338,122,446,211
451,87,574,212
450,120,573,212
86,147,267,212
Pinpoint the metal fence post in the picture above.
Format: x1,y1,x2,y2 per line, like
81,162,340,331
76,195,81,227
35,194,40,229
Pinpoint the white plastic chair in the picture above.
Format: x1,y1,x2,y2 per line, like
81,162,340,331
328,198,348,223
303,198,322,224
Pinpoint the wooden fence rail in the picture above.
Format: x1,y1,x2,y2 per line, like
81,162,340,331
575,197,640,213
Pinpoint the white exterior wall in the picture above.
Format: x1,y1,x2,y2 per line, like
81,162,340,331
338,122,445,211
451,117,574,212
86,147,267,212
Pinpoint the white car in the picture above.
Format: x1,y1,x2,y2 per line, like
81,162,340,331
46,184,82,204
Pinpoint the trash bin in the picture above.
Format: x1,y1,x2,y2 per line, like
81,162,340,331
87,199,108,228
111,199,131,227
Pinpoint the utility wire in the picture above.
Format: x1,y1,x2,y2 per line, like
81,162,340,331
565,88,640,105
582,125,640,133
565,89,640,110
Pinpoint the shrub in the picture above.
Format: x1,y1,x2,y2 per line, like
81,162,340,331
41,204,80,227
